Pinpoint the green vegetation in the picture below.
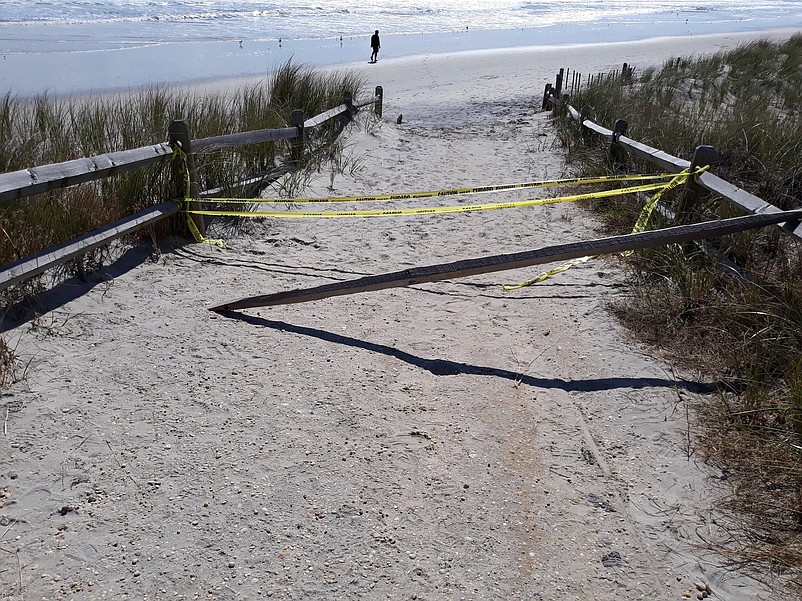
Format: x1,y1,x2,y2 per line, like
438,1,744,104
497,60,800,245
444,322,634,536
555,35,802,575
0,60,366,306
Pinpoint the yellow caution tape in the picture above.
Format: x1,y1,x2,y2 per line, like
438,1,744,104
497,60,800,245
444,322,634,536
172,145,227,247
503,256,593,290
186,213,227,248
503,169,698,289
193,172,680,204
185,181,672,219
620,169,693,256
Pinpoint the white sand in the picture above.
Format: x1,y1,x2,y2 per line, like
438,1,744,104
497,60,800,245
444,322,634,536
1,30,799,600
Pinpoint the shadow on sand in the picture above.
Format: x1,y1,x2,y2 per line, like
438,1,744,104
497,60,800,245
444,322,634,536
216,310,717,394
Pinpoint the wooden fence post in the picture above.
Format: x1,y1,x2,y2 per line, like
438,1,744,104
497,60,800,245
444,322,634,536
609,119,629,168
340,91,355,132
579,106,592,143
290,109,305,163
344,91,354,119
168,120,205,237
678,145,717,223
541,84,553,110
374,86,383,117
555,68,564,97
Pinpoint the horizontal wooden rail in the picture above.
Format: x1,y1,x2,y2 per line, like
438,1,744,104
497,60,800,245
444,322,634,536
568,105,691,172
564,104,802,240
193,127,299,153
193,98,374,151
1,93,378,203
696,172,768,214
211,209,802,311
0,143,174,205
0,201,179,291
354,95,380,109
617,134,691,173
304,104,348,128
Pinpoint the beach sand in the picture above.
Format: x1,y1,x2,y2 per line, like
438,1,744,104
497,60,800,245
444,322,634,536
1,30,799,600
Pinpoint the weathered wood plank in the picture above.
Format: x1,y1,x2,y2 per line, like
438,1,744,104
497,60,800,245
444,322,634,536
210,209,802,312
567,104,581,120
698,171,802,238
699,171,780,215
353,95,379,109
192,102,360,151
566,104,801,240
618,135,690,173
193,101,354,153
193,127,298,152
0,143,174,204
0,201,179,291
304,104,348,128
581,118,612,137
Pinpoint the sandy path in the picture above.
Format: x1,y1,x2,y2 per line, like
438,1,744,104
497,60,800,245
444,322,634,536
3,33,799,600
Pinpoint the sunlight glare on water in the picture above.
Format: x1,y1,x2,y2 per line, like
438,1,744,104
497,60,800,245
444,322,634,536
1,0,801,95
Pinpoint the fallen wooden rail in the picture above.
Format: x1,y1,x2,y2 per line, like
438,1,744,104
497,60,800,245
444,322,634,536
210,209,802,312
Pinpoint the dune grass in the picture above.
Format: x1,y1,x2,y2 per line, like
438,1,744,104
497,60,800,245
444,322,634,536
554,35,802,577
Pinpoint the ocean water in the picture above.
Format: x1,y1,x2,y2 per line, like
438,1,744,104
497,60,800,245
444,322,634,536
1,0,801,96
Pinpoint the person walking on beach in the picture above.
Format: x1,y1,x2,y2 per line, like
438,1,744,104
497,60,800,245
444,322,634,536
370,30,380,63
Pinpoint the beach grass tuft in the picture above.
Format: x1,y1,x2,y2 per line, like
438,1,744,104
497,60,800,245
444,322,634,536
556,34,802,575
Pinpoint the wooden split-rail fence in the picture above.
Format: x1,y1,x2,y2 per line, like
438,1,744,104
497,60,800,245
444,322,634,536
541,67,802,243
210,69,802,311
2,68,801,311
0,87,384,292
